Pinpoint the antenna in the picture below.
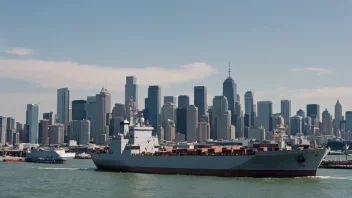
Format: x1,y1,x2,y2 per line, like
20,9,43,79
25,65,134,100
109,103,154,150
105,80,107,89
228,61,231,78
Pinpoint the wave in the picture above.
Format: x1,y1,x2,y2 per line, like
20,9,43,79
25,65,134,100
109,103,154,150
22,166,90,171
306,176,352,181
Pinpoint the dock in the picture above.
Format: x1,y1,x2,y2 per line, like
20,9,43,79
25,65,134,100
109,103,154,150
319,160,352,169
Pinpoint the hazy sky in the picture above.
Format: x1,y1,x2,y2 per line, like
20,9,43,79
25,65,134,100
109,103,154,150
1,1,352,122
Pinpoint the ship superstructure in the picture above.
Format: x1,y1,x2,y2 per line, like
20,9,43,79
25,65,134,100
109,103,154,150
92,103,329,177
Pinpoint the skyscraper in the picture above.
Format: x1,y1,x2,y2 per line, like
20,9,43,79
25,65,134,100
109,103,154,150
69,120,90,145
72,100,87,121
296,109,305,117
212,96,231,140
39,120,49,145
147,86,161,131
194,86,208,120
244,91,254,127
186,105,198,142
49,124,64,145
176,107,187,139
334,100,343,136
257,101,273,132
6,117,15,144
125,76,138,115
164,96,176,105
307,104,320,123
43,112,55,125
198,117,210,142
161,102,177,130
223,63,237,126
345,111,352,133
96,88,111,144
57,88,70,132
112,103,126,118
272,113,284,130
26,104,39,144
281,100,291,135
290,116,302,135
322,109,333,135
86,96,96,142
0,116,7,145
178,95,190,108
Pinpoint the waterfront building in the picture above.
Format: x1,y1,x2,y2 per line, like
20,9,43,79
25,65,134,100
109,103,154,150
69,120,90,145
164,96,176,105
38,120,50,145
147,86,161,132
257,101,273,132
6,117,15,144
49,124,64,145
281,100,291,135
112,103,126,118
72,100,87,120
194,86,208,120
86,96,97,142
96,88,111,145
125,76,138,115
26,104,39,144
178,95,190,108
43,112,55,125
156,125,164,141
248,126,266,142
57,88,70,137
0,116,6,145
345,111,352,134
186,105,198,142
13,133,20,146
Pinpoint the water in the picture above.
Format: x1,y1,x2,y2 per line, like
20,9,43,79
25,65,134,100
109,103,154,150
1,156,352,198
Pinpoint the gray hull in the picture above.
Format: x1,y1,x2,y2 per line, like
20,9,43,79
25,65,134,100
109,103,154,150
92,149,328,177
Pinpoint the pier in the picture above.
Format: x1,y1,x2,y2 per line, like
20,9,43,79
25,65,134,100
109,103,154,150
319,160,352,169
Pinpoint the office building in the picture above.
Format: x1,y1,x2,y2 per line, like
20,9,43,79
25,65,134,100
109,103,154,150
43,112,55,125
296,109,305,118
164,96,176,105
176,107,187,139
281,100,291,135
257,101,273,132
147,86,161,131
290,116,302,135
161,102,177,131
303,117,312,136
212,96,232,140
244,91,255,127
322,109,333,136
57,88,70,135
109,117,124,137
165,120,176,141
307,104,320,123
248,126,266,142
186,105,198,142
49,124,64,145
26,104,39,144
0,116,6,145
198,118,210,142
223,64,237,121
194,86,208,120
96,88,111,145
112,103,126,118
178,95,190,108
39,120,50,145
72,100,87,120
86,96,97,141
69,120,90,145
6,117,15,144
272,113,284,130
334,100,343,136
125,76,138,116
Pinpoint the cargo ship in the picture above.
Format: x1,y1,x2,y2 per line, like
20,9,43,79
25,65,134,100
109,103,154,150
92,111,329,177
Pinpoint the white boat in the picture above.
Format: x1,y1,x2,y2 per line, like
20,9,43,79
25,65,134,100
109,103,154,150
54,149,76,158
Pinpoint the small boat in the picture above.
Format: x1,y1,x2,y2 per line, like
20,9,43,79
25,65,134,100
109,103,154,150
3,156,24,162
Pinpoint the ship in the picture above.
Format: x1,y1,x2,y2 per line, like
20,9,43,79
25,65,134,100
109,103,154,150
92,105,329,177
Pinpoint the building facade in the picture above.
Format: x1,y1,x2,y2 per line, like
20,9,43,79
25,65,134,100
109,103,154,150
125,76,138,115
72,100,87,121
26,104,39,144
194,86,208,120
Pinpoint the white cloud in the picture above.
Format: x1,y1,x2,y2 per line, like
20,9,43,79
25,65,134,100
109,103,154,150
289,67,331,75
3,47,35,56
0,59,216,91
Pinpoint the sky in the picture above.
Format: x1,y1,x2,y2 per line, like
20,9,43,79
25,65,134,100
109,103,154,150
1,1,352,122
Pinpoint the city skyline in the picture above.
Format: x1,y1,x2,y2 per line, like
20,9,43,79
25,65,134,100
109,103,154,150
1,1,352,121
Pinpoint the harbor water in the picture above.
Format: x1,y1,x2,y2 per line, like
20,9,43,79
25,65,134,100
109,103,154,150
0,155,351,198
